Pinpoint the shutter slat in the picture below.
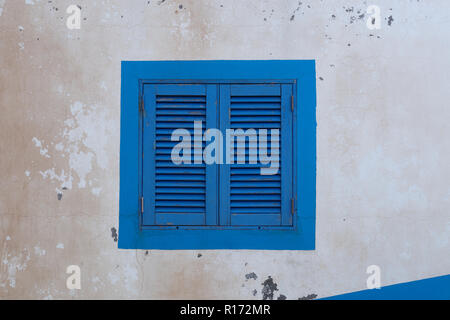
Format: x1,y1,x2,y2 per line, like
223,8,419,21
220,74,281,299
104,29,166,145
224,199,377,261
156,141,206,148
155,174,205,181
156,187,205,194
231,97,281,102
230,187,281,194
230,103,281,109
231,208,281,214
155,103,206,109
156,200,205,207
231,109,281,116
231,201,280,208
230,84,281,96
156,193,206,200
156,109,205,115
231,194,281,201
230,175,280,181
156,149,203,155
230,122,280,129
231,116,281,122
156,213,204,225
156,161,205,168
156,167,205,174
156,207,205,213
231,214,280,226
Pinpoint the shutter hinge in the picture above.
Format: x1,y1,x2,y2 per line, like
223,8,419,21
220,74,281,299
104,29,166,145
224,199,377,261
291,198,295,215
291,95,294,112
140,197,144,214
139,95,144,113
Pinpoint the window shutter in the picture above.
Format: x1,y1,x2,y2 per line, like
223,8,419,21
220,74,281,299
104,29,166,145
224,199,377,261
219,84,294,226
142,84,218,226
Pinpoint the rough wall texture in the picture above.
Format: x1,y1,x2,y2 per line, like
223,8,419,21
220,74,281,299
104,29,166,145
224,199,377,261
0,0,449,299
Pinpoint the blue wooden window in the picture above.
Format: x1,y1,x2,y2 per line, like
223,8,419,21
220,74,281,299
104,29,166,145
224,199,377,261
141,82,294,228
119,60,316,250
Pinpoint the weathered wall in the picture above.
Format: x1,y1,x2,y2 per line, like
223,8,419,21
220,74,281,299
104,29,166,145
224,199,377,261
0,0,449,299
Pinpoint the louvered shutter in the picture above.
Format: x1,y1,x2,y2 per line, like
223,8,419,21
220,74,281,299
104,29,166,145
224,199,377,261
219,84,294,226
142,84,218,226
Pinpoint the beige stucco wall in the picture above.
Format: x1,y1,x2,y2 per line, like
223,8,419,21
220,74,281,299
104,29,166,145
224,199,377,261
0,0,449,299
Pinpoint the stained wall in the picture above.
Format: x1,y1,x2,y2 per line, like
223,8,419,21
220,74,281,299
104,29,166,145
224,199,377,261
0,0,449,299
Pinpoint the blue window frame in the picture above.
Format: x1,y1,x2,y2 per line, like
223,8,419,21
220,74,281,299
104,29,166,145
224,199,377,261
119,60,316,249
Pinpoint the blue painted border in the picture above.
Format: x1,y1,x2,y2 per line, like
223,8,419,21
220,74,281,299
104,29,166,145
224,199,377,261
322,274,450,300
119,60,317,249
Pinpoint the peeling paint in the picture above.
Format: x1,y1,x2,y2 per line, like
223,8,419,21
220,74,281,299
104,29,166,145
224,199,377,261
33,246,46,256
33,100,114,196
289,1,303,21
387,15,394,26
261,276,278,300
91,187,102,196
245,272,258,280
39,168,73,192
111,227,118,242
32,137,50,158
298,293,317,300
0,0,5,17
0,249,31,288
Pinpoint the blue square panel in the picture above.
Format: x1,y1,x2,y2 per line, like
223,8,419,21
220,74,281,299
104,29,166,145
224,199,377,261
119,60,316,250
